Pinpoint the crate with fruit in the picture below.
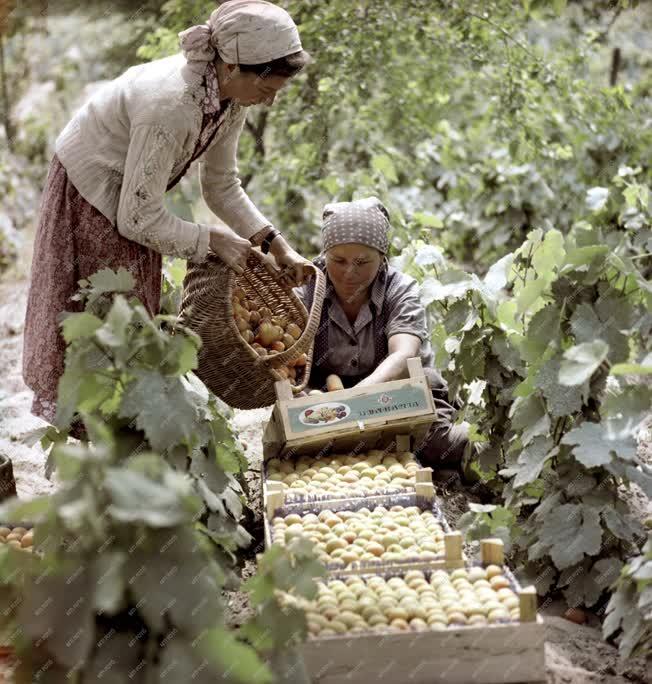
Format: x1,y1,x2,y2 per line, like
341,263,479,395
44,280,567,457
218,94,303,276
263,488,466,575
283,540,545,684
263,448,434,504
0,525,33,552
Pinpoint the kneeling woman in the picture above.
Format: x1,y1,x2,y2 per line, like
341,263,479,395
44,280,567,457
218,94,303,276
298,197,470,472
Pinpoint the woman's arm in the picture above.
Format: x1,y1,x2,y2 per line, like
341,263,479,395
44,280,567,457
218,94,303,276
355,333,421,387
117,124,213,261
199,108,271,240
200,108,312,284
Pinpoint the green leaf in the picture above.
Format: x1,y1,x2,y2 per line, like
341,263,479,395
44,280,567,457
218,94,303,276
602,507,642,543
559,340,609,386
484,253,514,293
413,211,444,229
540,503,603,569
61,312,103,343
532,229,565,278
414,244,446,266
562,422,637,467
513,437,557,488
371,154,398,183
119,372,199,451
201,628,272,683
84,267,136,306
516,278,547,314
586,187,609,212
563,246,609,270
509,395,550,445
537,356,587,417
611,361,652,375
93,551,126,614
570,303,601,344
105,468,199,526
521,304,561,361
95,295,133,348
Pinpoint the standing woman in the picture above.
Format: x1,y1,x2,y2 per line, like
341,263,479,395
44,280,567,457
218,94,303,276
23,0,311,426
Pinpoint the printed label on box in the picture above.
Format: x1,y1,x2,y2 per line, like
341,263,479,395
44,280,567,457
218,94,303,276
287,383,430,434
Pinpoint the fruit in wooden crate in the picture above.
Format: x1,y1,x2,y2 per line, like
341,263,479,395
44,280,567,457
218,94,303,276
271,505,445,566
282,568,520,637
231,288,306,384
266,450,420,499
0,526,33,552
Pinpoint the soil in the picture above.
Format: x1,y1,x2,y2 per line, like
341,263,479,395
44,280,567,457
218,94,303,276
0,235,649,682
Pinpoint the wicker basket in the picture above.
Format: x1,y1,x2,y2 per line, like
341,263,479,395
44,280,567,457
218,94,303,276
179,250,325,409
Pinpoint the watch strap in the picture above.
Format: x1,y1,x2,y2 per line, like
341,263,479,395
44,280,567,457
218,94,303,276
261,228,281,254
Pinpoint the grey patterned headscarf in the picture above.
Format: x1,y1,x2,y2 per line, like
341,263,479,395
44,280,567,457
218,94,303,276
321,196,391,254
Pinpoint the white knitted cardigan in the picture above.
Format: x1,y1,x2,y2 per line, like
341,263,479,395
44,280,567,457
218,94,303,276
55,53,272,262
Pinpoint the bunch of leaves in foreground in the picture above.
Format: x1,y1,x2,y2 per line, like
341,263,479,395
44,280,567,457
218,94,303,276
397,179,651,609
603,530,652,659
29,267,252,557
11,268,324,681
0,420,320,683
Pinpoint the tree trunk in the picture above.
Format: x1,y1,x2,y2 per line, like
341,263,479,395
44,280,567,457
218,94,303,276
609,47,621,87
0,33,14,151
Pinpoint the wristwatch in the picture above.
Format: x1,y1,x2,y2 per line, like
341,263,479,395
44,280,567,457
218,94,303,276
260,228,281,254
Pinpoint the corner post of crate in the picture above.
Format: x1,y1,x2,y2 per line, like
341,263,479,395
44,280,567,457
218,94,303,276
519,586,538,622
480,538,505,566
406,357,425,379
415,467,433,483
415,482,435,501
395,433,411,452
444,531,463,563
266,489,285,519
274,379,293,402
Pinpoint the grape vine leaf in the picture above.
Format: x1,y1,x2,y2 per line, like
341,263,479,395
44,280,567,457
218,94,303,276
513,437,557,488
95,295,133,348
570,303,601,343
509,394,550,445
559,340,609,386
119,372,198,451
539,503,603,569
61,312,103,343
562,421,637,468
536,356,587,417
586,187,609,212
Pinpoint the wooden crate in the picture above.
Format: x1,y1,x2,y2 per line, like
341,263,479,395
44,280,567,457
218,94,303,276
262,358,436,461
261,432,433,513
264,485,467,575
300,541,545,684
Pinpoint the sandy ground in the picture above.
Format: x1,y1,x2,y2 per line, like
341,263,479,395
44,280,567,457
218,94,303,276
0,236,649,683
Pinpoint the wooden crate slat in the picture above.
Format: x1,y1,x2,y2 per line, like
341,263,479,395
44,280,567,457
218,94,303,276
302,618,545,684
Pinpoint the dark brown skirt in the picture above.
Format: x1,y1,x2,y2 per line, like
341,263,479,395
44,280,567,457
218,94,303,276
22,154,162,426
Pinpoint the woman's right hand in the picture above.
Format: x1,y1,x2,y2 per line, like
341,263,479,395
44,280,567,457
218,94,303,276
208,225,251,274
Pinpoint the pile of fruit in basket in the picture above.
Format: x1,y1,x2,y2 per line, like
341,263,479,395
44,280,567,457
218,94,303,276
0,526,33,551
232,286,307,382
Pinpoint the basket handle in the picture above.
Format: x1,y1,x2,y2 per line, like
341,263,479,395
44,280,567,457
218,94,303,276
263,263,326,368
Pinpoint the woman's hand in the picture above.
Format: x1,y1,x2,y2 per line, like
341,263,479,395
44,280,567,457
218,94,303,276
272,244,313,287
209,225,251,274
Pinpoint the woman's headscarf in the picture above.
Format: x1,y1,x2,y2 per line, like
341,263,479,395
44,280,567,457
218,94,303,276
179,0,302,74
321,196,391,254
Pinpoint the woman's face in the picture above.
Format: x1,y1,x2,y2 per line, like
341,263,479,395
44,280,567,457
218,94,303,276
225,67,289,106
325,243,383,306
